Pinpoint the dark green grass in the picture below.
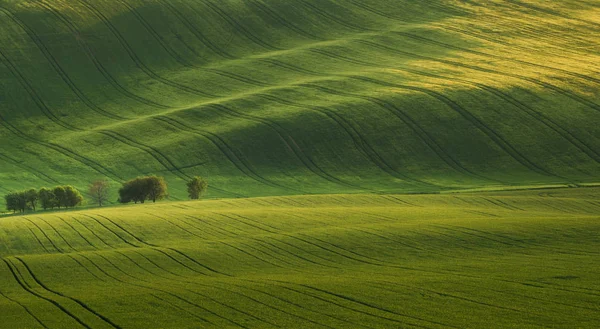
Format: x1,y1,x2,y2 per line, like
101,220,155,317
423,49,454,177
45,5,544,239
0,188,599,328
1,0,600,205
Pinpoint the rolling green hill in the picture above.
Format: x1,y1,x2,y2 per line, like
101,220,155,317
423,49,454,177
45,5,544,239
1,188,599,328
1,0,600,204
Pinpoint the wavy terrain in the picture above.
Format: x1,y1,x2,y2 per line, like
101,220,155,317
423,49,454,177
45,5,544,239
1,0,599,203
1,188,599,328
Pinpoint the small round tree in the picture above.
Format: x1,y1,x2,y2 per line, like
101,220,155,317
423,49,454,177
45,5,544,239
187,177,208,200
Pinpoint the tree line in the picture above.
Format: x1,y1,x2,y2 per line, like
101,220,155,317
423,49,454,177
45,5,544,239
4,186,84,213
4,176,208,213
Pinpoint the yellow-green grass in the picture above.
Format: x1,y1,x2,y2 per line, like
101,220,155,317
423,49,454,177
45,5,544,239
1,0,600,206
0,187,599,328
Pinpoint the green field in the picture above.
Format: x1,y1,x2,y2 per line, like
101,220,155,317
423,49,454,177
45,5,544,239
1,0,600,202
1,188,599,328
1,0,600,327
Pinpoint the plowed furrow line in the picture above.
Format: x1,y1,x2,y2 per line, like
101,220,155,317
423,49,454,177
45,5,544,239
219,241,285,269
273,283,427,329
97,129,189,181
464,210,500,218
152,115,290,192
0,113,122,181
149,213,220,239
315,105,437,187
56,217,100,251
113,254,270,328
0,152,58,184
270,236,358,267
207,103,345,193
287,234,387,267
86,216,214,276
258,58,319,76
301,83,496,182
300,283,458,328
77,253,221,326
181,215,238,238
113,251,278,327
95,215,227,276
353,228,426,253
294,0,372,32
197,0,280,51
439,24,592,63
379,195,420,207
233,282,353,328
0,289,49,329
118,0,193,68
0,48,79,132
253,238,340,269
432,225,522,248
486,197,524,211
0,7,126,121
480,198,517,211
202,68,268,86
255,93,428,188
25,227,50,254
213,105,364,193
372,280,535,316
83,215,140,248
359,37,600,114
206,281,321,327
22,218,63,253
71,217,115,249
162,2,235,59
347,77,562,179
238,241,306,269
472,84,600,165
345,0,401,20
36,0,169,109
441,224,599,256
391,33,600,112
213,212,278,234
36,217,78,251
77,0,216,98
2,258,90,329
245,0,321,40
183,215,242,238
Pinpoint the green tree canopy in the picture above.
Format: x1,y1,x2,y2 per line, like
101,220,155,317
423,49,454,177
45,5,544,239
187,177,208,200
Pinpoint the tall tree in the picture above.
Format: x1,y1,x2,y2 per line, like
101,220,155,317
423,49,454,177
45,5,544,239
24,189,38,211
38,188,57,210
5,192,19,213
146,176,168,203
64,186,84,208
89,180,110,207
53,186,67,209
187,176,208,200
118,176,168,204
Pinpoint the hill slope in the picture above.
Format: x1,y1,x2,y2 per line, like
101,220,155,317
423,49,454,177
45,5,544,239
1,189,599,328
1,0,600,202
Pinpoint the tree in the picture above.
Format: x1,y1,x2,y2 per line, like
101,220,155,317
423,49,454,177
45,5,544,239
119,177,148,204
118,176,167,204
64,186,84,208
89,180,110,207
146,176,168,203
5,192,19,213
39,188,57,210
187,176,208,200
24,189,38,211
53,186,67,209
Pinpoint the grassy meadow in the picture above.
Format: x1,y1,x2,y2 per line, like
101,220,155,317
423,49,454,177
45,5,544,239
1,188,599,328
1,0,600,327
1,0,599,203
